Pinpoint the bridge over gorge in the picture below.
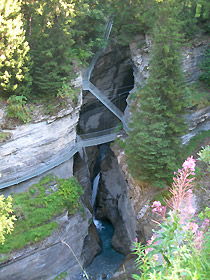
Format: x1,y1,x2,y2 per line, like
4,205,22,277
0,128,123,190
0,21,131,190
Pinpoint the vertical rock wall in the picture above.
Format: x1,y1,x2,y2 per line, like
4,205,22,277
0,75,83,195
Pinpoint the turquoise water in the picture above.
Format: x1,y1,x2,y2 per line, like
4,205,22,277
75,220,125,280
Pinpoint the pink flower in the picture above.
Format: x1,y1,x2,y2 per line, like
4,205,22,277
134,237,138,242
190,222,198,234
152,201,161,208
151,201,166,218
147,235,157,246
153,254,159,261
182,156,196,172
194,230,204,250
145,235,157,255
201,219,210,230
188,205,196,216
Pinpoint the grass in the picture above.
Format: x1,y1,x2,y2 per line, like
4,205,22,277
0,131,11,143
53,272,68,280
0,174,84,255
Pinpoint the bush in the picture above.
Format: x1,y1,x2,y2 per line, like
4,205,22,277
200,46,210,87
0,175,84,254
6,95,31,123
57,78,79,107
133,157,210,280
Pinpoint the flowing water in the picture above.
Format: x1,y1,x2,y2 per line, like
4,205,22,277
84,219,125,280
74,171,125,280
91,173,100,212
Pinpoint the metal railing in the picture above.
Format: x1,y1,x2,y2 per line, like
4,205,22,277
0,126,121,190
0,20,129,190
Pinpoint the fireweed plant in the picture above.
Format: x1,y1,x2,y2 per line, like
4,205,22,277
133,156,210,280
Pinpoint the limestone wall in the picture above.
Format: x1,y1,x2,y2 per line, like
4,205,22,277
0,75,82,194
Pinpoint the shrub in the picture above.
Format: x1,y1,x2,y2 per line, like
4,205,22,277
0,175,84,254
133,156,210,280
6,95,31,123
0,195,16,245
200,46,210,87
57,78,79,107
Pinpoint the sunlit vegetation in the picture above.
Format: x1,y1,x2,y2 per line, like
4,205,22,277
0,175,83,255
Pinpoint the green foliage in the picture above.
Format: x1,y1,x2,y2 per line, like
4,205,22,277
0,132,11,143
53,272,68,280
133,162,210,280
0,175,84,254
195,0,210,33
57,78,79,107
114,138,126,149
6,95,31,123
126,0,186,187
198,145,210,171
200,46,210,87
133,227,210,280
198,206,210,220
23,0,105,98
0,0,32,97
184,130,210,159
0,195,16,245
103,0,155,45
185,82,210,109
152,190,170,206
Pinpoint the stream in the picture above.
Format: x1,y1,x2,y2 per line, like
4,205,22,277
74,168,125,280
84,219,125,280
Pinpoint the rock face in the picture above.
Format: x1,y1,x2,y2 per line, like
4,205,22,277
0,210,92,280
128,34,210,141
129,34,210,88
79,43,134,133
96,150,140,255
182,106,210,144
81,222,102,268
110,143,161,243
0,75,82,194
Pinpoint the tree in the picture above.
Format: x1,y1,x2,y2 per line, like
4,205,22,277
21,0,106,98
0,0,31,97
0,193,16,245
195,0,210,33
126,0,187,187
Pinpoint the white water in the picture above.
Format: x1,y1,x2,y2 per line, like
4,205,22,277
91,173,100,209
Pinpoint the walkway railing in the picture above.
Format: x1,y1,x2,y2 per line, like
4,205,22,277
0,20,130,190
82,20,129,133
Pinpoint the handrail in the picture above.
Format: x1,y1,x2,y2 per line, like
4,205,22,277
0,20,129,190
0,128,120,190
82,20,129,133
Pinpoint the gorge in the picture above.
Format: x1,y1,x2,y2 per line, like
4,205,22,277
0,31,210,280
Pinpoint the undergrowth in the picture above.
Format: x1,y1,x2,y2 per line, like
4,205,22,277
184,130,210,159
0,132,11,143
0,175,83,255
185,82,210,110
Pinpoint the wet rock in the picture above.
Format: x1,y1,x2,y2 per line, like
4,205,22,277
96,150,138,255
81,222,102,268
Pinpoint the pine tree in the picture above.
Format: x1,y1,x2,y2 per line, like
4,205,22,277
126,0,187,187
22,0,106,98
0,0,31,97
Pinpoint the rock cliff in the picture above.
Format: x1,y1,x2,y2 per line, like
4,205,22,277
0,210,91,280
0,74,83,195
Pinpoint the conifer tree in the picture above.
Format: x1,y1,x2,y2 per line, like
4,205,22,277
0,0,31,97
22,0,105,97
126,0,186,187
